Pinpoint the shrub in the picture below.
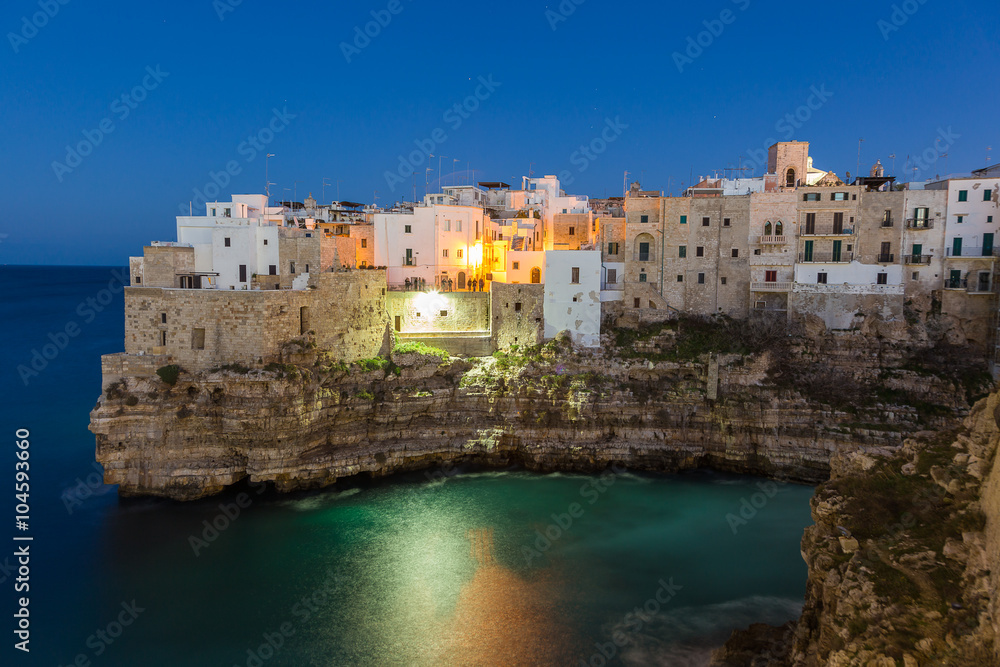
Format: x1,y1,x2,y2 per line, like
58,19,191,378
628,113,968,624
357,357,390,372
393,341,449,361
156,365,181,386
354,390,375,401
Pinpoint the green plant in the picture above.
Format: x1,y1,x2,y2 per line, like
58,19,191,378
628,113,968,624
156,365,181,385
354,390,375,401
356,357,390,372
393,341,449,361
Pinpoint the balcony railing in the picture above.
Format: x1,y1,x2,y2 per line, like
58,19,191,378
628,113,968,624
881,218,894,228
601,282,624,291
945,248,998,258
877,254,895,263
798,252,855,263
751,281,792,292
944,278,995,293
906,218,934,229
904,255,933,265
800,228,853,237
758,235,788,245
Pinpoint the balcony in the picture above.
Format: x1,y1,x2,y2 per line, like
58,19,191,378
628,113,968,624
904,255,933,265
758,235,788,245
601,282,624,291
944,278,995,294
945,248,998,258
877,254,895,264
800,228,854,237
880,218,894,228
751,281,792,292
798,252,854,263
905,218,934,229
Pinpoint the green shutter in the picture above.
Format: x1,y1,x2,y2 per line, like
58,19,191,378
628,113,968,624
983,233,994,256
680,215,687,225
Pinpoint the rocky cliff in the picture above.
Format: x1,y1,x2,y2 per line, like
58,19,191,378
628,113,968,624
712,391,1000,666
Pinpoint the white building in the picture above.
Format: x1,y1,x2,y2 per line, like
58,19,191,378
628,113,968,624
927,175,1000,291
543,250,602,347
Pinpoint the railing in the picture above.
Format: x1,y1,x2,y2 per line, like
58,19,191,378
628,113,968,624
798,252,855,263
758,235,788,244
637,253,651,262
944,278,995,293
881,218,894,228
800,228,853,237
877,254,895,263
601,282,624,291
904,255,932,265
906,218,934,229
945,248,998,258
750,281,792,292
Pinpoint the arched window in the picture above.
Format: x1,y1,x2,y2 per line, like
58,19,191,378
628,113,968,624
786,168,796,188
775,221,784,236
635,233,655,262
530,267,541,284
764,222,772,236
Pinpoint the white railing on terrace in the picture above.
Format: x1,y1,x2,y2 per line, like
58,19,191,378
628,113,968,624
751,281,792,292
758,235,788,244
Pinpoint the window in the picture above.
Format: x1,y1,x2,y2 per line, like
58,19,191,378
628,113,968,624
764,222,772,236
442,249,449,258
803,193,821,202
289,262,296,274
786,168,796,188
211,208,216,216
569,226,575,236
639,273,647,283
571,267,580,283
957,216,965,224
224,237,231,247
805,213,816,234
135,276,141,284
912,272,919,280
721,277,727,285
512,261,520,270
268,265,277,275
696,247,704,257
161,312,167,324
679,245,687,258
697,273,705,284
731,249,739,258
457,249,463,259
634,298,641,308
607,242,619,255
765,270,777,282
775,221,783,236
677,275,683,282
723,218,731,227
990,216,995,223
817,273,828,284
876,273,888,285
833,212,844,233
457,220,462,232
263,239,268,246
832,192,847,201
702,217,710,227
159,331,167,346
640,215,649,223
607,269,617,284
404,225,412,233
637,234,653,261
514,302,522,312
680,215,687,225
304,264,309,273
361,238,367,248
239,265,247,282
958,190,968,202
443,220,451,231
987,190,994,202
192,328,205,350
915,207,929,222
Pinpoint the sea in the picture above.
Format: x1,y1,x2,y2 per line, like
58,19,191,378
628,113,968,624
1,266,814,666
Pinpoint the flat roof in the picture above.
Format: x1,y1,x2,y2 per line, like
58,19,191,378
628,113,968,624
478,181,510,189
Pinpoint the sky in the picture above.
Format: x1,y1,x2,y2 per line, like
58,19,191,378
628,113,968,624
2,0,999,265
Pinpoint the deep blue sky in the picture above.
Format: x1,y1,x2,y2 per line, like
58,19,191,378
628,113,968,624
3,0,998,265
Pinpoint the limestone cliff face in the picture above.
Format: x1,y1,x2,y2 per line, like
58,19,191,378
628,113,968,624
90,332,967,502
713,392,1000,666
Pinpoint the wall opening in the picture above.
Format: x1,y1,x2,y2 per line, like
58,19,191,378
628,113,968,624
300,306,310,335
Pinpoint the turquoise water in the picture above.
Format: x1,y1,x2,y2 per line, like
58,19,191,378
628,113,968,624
1,267,814,666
